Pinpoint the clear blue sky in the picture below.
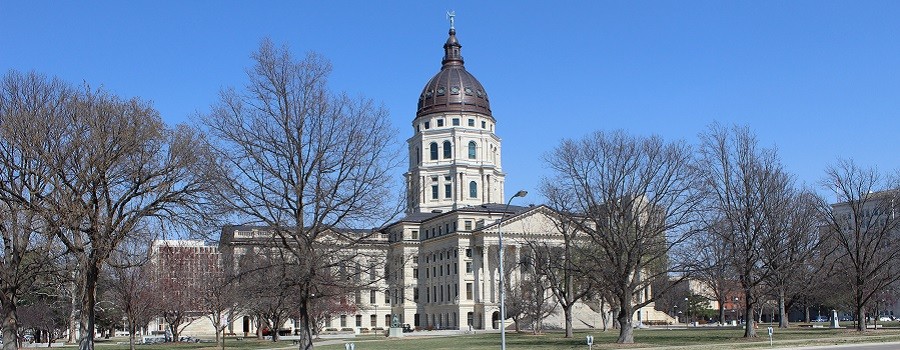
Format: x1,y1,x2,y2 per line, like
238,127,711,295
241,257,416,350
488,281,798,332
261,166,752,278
3,1,899,204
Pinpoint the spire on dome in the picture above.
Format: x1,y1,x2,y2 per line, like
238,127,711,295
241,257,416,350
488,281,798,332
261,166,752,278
442,13,463,67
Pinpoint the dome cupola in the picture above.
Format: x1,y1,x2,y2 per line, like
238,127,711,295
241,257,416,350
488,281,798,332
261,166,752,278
416,28,491,118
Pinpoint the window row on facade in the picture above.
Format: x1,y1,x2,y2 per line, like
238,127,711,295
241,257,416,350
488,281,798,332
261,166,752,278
417,117,492,132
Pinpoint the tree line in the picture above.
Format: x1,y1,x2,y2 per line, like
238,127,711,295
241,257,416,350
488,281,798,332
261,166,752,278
511,125,900,344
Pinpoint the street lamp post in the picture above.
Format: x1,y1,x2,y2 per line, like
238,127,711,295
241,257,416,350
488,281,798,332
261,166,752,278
499,190,527,350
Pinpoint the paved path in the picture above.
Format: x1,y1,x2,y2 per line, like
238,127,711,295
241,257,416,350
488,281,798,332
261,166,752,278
791,341,900,350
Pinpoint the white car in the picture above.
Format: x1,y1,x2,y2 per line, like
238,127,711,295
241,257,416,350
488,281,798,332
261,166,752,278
878,316,892,322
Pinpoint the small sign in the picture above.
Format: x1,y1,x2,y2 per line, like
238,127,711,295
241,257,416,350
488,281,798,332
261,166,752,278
767,327,773,336
586,335,594,345
345,343,355,350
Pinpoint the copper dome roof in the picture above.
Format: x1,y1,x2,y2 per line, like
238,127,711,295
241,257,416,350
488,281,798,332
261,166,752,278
416,29,491,118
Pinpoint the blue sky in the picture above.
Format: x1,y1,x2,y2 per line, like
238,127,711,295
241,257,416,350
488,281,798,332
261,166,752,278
3,1,899,204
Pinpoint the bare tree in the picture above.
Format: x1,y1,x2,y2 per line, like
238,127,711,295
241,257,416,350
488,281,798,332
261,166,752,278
518,248,557,334
818,159,900,331
698,123,795,338
0,71,71,350
104,239,158,350
686,223,738,325
522,206,593,337
543,130,703,344
2,74,215,350
238,248,301,343
760,189,823,328
202,38,399,350
198,269,241,350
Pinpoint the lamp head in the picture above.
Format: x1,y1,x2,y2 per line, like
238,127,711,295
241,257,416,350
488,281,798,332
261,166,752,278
514,190,528,198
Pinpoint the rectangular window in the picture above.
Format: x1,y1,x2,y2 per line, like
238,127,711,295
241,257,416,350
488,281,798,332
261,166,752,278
468,119,475,127
413,268,419,278
424,121,430,129
481,121,486,128
341,315,347,327
466,283,473,300
356,315,362,327
465,221,472,230
437,119,444,127
371,315,377,327
444,184,452,198
370,290,377,304
452,118,460,126
384,291,390,304
465,248,472,257
414,287,419,301
412,230,418,239
431,185,438,199
426,268,429,278
466,262,472,273
454,263,458,274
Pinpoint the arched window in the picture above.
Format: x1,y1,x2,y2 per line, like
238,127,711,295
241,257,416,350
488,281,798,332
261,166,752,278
443,141,452,159
430,142,438,160
469,181,477,198
468,141,477,159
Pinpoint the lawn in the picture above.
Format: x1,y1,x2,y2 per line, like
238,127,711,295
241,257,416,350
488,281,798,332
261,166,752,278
89,325,900,350
314,326,900,350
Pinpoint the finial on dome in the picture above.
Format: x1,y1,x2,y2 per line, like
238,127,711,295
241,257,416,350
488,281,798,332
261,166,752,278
442,14,464,67
447,10,455,30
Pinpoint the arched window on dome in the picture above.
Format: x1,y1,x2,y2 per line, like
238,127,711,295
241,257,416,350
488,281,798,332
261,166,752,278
430,142,438,161
469,181,477,198
443,141,452,159
468,141,477,160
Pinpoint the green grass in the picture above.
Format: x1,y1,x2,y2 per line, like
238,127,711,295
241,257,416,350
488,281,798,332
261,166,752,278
314,327,900,350
88,326,900,350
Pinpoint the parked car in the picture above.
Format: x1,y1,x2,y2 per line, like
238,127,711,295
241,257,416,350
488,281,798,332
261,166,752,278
813,316,828,322
839,316,853,321
878,316,892,322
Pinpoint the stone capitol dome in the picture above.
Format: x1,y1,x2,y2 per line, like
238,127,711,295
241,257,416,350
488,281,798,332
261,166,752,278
416,28,491,118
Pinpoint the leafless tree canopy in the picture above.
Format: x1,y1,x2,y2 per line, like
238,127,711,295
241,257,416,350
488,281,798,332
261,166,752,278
698,123,798,337
0,71,73,350
203,38,399,350
818,159,900,331
543,130,703,344
0,69,216,350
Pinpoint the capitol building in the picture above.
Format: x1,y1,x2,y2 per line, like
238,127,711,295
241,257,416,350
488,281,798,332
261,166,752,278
154,24,669,337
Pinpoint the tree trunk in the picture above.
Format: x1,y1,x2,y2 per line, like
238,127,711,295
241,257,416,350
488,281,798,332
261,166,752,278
856,303,865,332
78,262,100,350
297,303,315,350
563,303,574,337
804,305,810,323
68,279,79,344
743,298,757,338
214,322,222,350
1,295,18,350
718,299,726,325
778,290,788,328
616,304,634,344
256,316,264,340
128,322,136,350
